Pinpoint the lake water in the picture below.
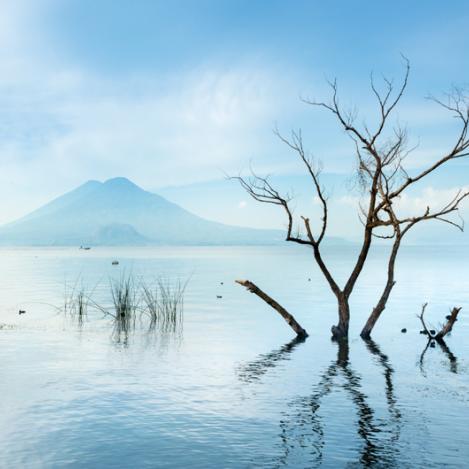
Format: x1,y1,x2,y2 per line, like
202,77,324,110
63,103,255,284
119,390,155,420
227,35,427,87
0,245,468,468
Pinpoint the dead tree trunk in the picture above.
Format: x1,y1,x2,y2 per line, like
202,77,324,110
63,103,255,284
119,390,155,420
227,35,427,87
235,280,308,338
361,234,402,339
331,294,350,340
311,242,353,340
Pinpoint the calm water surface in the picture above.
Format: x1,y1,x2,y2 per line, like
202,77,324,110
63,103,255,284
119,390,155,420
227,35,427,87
0,245,468,468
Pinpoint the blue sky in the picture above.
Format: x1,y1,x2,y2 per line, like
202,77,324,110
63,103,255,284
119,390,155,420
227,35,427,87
1,0,469,241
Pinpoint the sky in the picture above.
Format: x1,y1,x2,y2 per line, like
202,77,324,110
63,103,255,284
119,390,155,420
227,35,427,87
1,0,469,242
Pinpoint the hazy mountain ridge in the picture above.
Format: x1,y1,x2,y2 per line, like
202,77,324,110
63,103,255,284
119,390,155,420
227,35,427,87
0,178,283,245
0,177,351,246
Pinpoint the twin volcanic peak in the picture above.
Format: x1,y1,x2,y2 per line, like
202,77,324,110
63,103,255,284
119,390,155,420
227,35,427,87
0,177,284,246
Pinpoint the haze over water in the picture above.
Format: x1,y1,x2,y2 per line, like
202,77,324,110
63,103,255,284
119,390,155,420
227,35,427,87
1,1,469,467
1,245,467,468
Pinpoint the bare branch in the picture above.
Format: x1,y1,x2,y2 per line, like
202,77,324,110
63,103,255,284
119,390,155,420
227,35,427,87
418,303,432,337
302,78,372,149
436,307,462,340
418,304,462,340
376,89,469,211
236,279,308,338
400,190,469,235
230,172,311,246
274,127,329,244
369,56,410,146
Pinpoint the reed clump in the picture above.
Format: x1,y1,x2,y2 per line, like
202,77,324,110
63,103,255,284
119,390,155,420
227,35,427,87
141,277,187,333
64,280,88,327
72,289,88,327
61,274,187,341
110,276,138,340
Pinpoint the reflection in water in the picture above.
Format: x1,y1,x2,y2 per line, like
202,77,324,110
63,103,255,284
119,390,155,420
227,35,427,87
99,314,185,349
438,340,458,373
278,340,401,467
419,338,458,374
236,336,306,384
112,321,184,350
363,339,402,426
239,339,402,467
1,246,468,468
141,327,184,353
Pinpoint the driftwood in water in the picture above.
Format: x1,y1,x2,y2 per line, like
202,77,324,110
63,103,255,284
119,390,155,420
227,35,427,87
419,303,461,341
236,279,308,338
436,306,461,339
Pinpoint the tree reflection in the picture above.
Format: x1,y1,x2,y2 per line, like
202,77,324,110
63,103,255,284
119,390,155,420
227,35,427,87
419,337,458,375
277,339,401,467
236,335,306,384
363,339,401,429
239,338,402,467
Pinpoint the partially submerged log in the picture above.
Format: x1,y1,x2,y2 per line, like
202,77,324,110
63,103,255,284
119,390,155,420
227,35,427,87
418,303,461,341
436,306,461,340
236,279,308,338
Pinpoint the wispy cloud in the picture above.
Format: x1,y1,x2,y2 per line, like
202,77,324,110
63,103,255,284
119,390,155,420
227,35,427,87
0,0,468,236
0,4,299,222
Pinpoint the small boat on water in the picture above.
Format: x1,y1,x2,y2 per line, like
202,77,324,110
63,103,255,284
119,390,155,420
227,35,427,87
79,246,91,250
112,260,119,265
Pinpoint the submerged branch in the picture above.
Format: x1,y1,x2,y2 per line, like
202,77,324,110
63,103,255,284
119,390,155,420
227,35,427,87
436,307,461,340
235,279,308,338
419,303,462,341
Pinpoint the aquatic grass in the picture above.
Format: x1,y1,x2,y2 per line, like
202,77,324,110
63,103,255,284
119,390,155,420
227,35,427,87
83,273,139,344
70,288,88,327
62,277,95,327
63,277,80,316
141,282,159,327
110,275,139,341
58,273,187,342
141,277,187,333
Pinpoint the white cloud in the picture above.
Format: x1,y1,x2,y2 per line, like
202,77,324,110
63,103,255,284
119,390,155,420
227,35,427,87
394,186,469,217
335,186,469,223
0,3,297,223
0,1,467,235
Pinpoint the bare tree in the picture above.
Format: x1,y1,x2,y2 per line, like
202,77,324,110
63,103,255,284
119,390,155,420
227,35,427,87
233,59,469,340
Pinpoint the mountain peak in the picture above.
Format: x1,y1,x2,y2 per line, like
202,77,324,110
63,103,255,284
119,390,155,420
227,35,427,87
0,176,286,246
82,179,102,188
104,177,139,188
